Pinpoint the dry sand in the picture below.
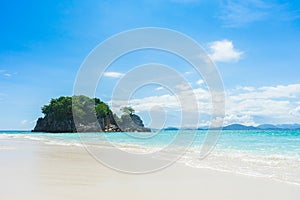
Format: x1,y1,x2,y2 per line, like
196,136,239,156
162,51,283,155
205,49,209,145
1,137,300,200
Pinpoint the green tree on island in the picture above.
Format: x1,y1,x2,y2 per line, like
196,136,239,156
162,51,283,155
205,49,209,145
41,95,111,123
120,106,135,115
39,95,116,131
33,96,150,132
119,106,135,125
117,106,146,130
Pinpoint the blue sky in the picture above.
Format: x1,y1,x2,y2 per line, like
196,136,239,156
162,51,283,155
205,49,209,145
1,0,300,129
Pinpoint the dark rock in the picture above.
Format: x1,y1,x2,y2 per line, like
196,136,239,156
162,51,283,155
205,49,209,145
32,115,121,133
117,114,151,132
32,96,150,133
33,117,77,133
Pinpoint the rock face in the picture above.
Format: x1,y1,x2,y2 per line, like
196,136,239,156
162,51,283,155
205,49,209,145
118,114,151,132
33,113,149,133
32,96,150,133
33,116,119,133
33,117,77,133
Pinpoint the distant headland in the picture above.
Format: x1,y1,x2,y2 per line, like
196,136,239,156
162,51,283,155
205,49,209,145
162,123,300,131
32,95,151,133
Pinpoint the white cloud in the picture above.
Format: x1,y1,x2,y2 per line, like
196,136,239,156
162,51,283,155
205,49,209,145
111,83,300,127
0,70,15,78
208,40,243,63
230,84,300,101
184,71,193,75
224,114,257,126
196,79,204,85
290,105,300,117
21,120,28,125
175,83,190,91
155,86,164,91
225,84,300,125
103,71,124,78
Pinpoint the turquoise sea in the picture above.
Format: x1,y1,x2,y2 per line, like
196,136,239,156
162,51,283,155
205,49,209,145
1,130,300,184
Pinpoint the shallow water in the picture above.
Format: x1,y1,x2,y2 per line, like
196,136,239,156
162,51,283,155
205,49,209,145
1,130,300,184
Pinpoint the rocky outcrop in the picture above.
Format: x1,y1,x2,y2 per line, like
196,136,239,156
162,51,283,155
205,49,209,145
33,114,149,133
32,96,150,133
33,117,108,133
118,114,151,132
33,117,77,133
33,114,121,133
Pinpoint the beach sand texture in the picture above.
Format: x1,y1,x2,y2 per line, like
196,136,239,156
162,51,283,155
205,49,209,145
1,137,300,200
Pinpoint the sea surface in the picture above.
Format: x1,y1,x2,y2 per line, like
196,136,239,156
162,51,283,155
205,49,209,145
1,130,300,185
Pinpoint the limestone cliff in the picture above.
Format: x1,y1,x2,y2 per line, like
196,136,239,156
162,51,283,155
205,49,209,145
32,95,150,133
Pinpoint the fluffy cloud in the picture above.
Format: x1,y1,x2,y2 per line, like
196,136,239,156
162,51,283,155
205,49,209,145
208,40,243,63
196,79,204,85
155,86,164,91
111,83,300,127
103,71,124,78
225,84,300,125
230,84,300,100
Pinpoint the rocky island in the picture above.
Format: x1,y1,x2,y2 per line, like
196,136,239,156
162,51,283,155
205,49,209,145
32,95,151,133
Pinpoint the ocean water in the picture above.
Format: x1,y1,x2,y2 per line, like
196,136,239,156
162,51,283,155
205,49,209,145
1,130,300,185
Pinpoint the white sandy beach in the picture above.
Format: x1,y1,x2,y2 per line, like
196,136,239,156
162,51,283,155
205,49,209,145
1,137,300,200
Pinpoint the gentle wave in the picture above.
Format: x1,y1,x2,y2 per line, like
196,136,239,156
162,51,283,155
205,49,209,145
1,131,300,185
179,148,300,185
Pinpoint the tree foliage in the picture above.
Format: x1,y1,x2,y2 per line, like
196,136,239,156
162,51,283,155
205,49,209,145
38,96,148,132
120,106,135,115
41,95,111,124
42,96,73,120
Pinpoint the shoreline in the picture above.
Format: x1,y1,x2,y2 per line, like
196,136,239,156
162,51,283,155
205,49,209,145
2,132,300,185
1,136,300,200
